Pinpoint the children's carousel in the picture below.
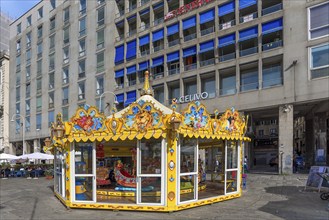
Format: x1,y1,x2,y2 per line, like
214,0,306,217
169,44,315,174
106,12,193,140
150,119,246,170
45,71,249,212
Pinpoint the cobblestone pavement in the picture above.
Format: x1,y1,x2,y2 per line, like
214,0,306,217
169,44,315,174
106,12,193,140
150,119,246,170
0,174,328,220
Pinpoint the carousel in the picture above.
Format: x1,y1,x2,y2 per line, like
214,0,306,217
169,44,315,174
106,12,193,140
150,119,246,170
45,71,250,212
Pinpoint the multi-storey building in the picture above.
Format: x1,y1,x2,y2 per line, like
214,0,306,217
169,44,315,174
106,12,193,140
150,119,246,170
8,0,329,173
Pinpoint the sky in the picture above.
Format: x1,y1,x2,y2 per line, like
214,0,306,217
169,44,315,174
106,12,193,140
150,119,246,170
0,0,41,20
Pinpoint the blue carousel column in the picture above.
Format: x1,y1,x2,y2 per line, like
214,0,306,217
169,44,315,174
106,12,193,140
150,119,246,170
279,105,294,174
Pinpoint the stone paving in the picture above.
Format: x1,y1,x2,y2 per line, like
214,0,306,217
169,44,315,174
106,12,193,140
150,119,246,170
0,174,328,220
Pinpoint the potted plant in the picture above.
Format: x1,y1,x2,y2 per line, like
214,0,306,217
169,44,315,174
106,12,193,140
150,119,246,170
45,168,54,180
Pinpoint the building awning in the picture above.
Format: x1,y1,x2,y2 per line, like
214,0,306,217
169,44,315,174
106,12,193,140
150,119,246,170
125,90,136,106
126,40,136,60
199,40,214,53
139,34,149,46
239,26,258,42
116,93,124,103
183,46,197,57
239,0,256,9
115,69,124,78
140,8,149,16
114,44,124,64
153,2,164,10
152,29,164,42
218,33,236,48
200,8,215,24
127,15,136,21
126,65,136,75
167,23,179,36
152,56,164,67
262,18,283,35
139,61,149,71
218,1,235,16
183,16,196,30
167,51,179,62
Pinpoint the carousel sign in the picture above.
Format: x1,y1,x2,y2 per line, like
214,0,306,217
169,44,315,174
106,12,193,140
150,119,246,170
164,0,215,21
178,92,209,104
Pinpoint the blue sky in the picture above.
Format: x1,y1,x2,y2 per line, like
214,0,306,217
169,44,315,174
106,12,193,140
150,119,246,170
0,0,41,20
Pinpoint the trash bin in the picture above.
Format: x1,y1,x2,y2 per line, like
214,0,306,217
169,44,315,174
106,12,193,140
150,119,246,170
242,174,247,189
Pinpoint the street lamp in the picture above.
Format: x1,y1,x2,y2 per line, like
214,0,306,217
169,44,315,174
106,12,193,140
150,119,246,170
10,114,26,155
98,91,119,113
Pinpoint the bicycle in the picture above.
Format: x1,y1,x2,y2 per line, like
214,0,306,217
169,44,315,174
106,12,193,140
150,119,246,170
317,172,329,200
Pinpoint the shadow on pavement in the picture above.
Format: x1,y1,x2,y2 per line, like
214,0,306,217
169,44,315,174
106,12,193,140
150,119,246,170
259,186,328,220
47,185,54,193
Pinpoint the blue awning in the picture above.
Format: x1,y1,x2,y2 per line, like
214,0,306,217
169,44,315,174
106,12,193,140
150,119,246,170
115,69,124,78
262,18,283,35
140,8,149,16
139,61,149,71
127,14,136,20
183,16,196,30
167,23,179,36
125,91,136,106
139,35,149,46
218,1,235,16
152,29,164,42
183,46,197,57
239,0,257,9
167,51,179,62
115,45,124,64
126,40,136,60
218,33,236,48
199,40,214,53
200,8,215,24
239,26,258,41
116,93,124,103
152,56,164,67
153,2,164,10
127,65,136,75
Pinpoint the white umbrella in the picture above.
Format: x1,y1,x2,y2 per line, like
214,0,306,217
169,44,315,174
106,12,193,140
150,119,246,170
0,153,19,160
19,152,54,160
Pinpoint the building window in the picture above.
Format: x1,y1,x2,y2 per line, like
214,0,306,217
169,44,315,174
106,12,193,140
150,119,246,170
97,7,105,27
37,42,43,58
97,29,104,49
16,40,21,53
96,76,104,95
62,87,69,105
168,81,180,103
220,74,236,96
62,107,69,121
50,0,56,10
308,2,329,40
17,23,21,34
184,77,197,96
270,128,277,136
258,130,264,137
25,117,30,132
26,66,31,81
79,39,86,57
16,73,21,85
50,16,56,31
25,100,30,116
48,111,54,127
38,7,43,19
26,49,31,65
310,44,329,79
26,83,31,98
49,34,55,50
96,52,104,72
37,59,42,76
240,64,259,92
37,25,43,39
153,84,164,104
36,78,42,95
16,103,20,114
27,15,32,27
36,96,42,112
262,58,283,88
16,55,21,70
26,32,31,48
79,0,87,15
78,60,86,79
63,46,69,64
79,17,86,37
63,27,70,44
16,87,20,102
63,7,70,23
62,67,69,84
36,114,42,130
49,53,55,71
201,74,216,98
49,72,55,89
49,92,54,109
78,81,85,100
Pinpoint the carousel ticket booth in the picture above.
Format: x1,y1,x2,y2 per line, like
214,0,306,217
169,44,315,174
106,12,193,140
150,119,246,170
47,71,249,212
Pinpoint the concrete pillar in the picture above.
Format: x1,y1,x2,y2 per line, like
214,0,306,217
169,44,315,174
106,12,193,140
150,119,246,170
278,105,294,174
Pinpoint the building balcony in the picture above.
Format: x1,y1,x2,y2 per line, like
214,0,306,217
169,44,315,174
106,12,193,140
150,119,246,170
168,39,179,47
200,26,214,36
262,3,283,16
184,33,196,42
153,44,164,53
153,72,164,79
168,68,180,75
184,63,197,71
240,46,258,57
262,40,283,51
219,52,236,62
239,12,258,24
153,17,164,26
140,49,150,57
200,58,215,67
219,20,235,30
